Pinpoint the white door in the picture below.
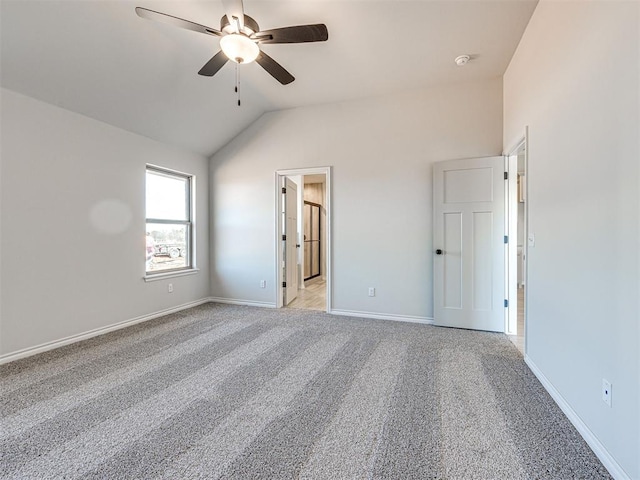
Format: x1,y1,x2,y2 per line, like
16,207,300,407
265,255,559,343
284,178,298,305
433,156,506,332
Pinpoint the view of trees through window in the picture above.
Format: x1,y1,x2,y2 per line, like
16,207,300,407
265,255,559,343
146,166,193,274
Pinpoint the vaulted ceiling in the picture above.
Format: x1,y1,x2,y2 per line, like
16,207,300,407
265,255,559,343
1,0,538,157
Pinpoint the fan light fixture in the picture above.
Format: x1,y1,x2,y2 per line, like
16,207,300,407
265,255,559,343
220,34,259,64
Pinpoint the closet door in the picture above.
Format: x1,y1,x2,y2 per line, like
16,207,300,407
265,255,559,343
304,201,321,280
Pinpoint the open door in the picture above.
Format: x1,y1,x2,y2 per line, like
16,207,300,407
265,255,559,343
284,177,298,305
433,156,506,332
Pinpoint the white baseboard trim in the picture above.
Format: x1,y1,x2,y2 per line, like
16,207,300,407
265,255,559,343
0,298,212,365
525,355,631,480
203,300,432,328
330,309,434,325
209,297,277,309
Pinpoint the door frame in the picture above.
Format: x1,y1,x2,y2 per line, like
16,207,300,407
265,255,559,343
275,166,332,311
505,128,529,345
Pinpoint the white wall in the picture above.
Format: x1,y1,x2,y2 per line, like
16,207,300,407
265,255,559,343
504,1,639,478
0,88,210,358
209,78,502,319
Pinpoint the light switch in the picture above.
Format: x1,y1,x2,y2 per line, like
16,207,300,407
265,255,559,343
528,233,535,247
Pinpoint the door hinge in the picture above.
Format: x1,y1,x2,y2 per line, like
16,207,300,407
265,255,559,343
282,234,286,241
282,281,287,288
282,187,286,194
504,172,508,180
504,235,509,244
504,299,509,308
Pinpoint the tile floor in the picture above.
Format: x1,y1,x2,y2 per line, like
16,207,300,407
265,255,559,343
286,277,326,311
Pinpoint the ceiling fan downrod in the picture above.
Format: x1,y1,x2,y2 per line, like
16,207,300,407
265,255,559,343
235,62,241,106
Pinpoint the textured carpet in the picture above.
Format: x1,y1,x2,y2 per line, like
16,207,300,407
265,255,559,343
0,303,611,479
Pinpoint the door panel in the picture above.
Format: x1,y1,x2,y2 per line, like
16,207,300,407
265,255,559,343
443,212,462,309
434,156,505,332
444,167,494,203
285,178,298,305
472,211,493,311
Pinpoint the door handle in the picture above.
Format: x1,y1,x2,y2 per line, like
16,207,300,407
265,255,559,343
435,249,444,255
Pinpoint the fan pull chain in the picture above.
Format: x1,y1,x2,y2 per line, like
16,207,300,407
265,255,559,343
235,62,241,107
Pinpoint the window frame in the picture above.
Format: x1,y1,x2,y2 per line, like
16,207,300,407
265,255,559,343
144,164,196,279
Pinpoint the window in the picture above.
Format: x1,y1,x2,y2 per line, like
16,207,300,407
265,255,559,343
145,165,194,275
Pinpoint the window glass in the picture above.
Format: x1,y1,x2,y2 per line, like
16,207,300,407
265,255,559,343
146,170,188,221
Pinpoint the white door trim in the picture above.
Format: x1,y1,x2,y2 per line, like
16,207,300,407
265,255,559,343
275,166,332,311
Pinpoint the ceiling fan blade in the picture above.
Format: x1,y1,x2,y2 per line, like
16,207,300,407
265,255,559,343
255,51,295,85
252,24,328,44
135,7,222,36
221,0,245,33
198,51,228,76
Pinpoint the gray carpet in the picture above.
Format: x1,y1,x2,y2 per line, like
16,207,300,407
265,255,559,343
0,303,611,479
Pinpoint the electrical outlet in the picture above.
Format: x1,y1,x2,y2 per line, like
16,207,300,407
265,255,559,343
602,379,612,407
168,283,173,293
368,287,375,297
260,280,266,288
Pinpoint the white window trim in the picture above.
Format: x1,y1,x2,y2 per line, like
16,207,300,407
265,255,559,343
143,268,200,282
145,164,196,278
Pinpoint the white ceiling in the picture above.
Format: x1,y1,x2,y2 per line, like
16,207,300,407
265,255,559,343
1,0,538,157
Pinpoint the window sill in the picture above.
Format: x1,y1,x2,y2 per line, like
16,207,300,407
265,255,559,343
144,268,200,282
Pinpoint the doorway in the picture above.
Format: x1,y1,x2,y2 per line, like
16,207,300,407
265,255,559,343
507,136,528,354
275,167,331,312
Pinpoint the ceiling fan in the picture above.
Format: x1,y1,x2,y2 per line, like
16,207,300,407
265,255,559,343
135,0,328,86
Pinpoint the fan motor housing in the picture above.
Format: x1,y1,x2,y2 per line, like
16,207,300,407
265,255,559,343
221,14,259,35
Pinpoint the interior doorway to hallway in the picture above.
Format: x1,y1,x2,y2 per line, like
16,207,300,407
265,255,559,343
507,137,528,354
275,167,331,312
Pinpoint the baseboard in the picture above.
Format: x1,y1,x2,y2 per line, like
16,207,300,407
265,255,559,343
206,300,433,327
0,298,212,365
524,355,631,480
208,297,277,309
330,309,434,325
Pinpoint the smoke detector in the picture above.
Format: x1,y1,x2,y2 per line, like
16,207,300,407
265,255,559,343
455,55,470,66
